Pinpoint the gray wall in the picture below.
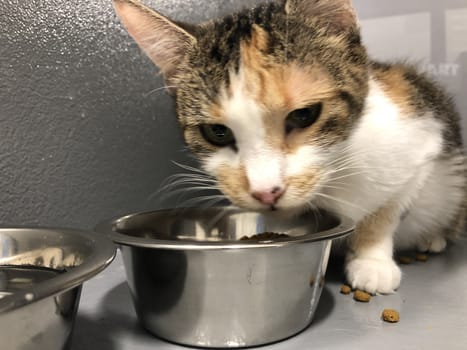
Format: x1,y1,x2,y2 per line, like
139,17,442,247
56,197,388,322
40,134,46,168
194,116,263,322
1,0,466,230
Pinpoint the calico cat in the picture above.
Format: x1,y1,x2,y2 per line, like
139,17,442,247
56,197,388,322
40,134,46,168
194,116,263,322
112,0,466,294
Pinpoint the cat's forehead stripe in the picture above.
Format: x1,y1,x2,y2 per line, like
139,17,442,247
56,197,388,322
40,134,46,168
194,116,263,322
238,27,338,109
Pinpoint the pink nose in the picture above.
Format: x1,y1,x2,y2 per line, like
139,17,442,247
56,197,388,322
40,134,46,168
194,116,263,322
252,187,284,205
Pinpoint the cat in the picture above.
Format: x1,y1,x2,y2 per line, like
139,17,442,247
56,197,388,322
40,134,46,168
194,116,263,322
112,0,466,294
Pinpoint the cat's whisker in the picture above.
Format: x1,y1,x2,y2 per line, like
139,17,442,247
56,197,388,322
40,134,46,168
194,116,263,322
160,171,216,186
328,157,407,172
325,154,360,168
143,85,176,97
324,145,414,169
303,202,322,232
324,171,372,182
324,147,369,165
313,192,370,215
156,163,220,202
172,161,210,175
327,146,426,173
161,183,217,194
325,165,373,175
163,173,215,182
158,180,220,196
148,168,218,203
161,177,217,188
175,194,228,209
325,166,410,187
317,183,349,192
161,186,221,199
174,195,224,206
325,152,378,169
155,177,216,196
165,179,217,187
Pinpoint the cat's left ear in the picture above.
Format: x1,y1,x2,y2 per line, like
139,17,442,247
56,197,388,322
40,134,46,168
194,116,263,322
284,0,357,31
113,0,197,86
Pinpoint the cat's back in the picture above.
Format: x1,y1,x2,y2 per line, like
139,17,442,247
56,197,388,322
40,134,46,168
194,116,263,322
369,61,463,152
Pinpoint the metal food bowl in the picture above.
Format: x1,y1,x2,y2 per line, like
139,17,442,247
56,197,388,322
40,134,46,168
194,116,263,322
0,228,116,350
96,207,353,348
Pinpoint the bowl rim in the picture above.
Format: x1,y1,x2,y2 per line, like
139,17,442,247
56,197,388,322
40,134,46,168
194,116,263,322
94,207,354,250
0,227,116,313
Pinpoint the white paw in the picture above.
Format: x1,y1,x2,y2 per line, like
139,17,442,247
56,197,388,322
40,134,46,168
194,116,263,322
417,236,447,253
346,257,401,294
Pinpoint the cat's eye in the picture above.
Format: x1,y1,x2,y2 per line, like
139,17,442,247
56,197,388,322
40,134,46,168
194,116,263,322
200,124,236,147
285,103,323,133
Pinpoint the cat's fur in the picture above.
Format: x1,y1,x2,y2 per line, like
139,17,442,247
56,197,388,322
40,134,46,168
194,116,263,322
113,0,466,293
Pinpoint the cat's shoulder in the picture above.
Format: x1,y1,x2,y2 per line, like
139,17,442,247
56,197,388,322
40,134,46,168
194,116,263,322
369,60,454,112
368,60,462,151
370,60,445,107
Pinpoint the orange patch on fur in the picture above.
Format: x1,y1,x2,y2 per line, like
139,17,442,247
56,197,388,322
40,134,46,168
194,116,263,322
371,66,415,116
282,65,336,109
349,201,400,252
236,25,339,151
207,103,224,120
239,25,336,112
249,24,269,52
216,164,251,207
287,170,320,198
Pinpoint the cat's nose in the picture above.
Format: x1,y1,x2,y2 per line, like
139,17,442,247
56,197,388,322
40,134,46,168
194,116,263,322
251,187,284,205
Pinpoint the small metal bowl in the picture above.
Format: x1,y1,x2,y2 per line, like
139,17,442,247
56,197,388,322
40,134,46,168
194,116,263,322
96,207,353,348
0,227,116,350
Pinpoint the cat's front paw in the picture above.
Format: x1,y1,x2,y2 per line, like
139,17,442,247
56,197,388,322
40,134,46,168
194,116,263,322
417,236,447,253
345,257,401,294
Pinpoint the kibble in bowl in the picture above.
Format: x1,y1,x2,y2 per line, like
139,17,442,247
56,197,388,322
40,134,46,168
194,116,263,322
240,232,289,241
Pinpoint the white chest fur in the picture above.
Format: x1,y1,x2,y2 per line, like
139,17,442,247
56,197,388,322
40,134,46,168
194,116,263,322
316,78,445,224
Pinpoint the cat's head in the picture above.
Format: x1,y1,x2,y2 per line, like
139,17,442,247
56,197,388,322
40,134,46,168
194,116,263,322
114,0,369,213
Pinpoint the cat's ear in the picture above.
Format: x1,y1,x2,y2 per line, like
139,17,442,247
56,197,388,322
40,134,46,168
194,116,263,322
113,0,197,83
284,0,357,31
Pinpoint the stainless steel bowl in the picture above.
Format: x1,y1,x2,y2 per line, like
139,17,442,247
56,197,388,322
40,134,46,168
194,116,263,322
0,228,116,350
96,207,353,348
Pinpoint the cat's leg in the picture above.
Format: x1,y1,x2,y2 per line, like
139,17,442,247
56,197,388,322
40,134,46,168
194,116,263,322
415,206,465,253
395,155,466,253
345,201,402,294
427,198,465,251
416,233,447,253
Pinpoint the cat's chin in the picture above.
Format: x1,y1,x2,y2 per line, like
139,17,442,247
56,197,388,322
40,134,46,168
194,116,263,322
269,206,313,219
225,200,313,219
234,203,312,219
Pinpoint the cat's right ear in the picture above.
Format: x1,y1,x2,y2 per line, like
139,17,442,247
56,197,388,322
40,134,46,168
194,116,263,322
113,0,197,84
284,0,357,32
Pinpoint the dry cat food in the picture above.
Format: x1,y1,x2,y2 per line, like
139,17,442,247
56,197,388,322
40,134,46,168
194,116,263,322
415,253,428,262
398,256,414,264
340,286,400,322
340,284,352,295
353,289,372,302
382,309,400,323
240,232,289,241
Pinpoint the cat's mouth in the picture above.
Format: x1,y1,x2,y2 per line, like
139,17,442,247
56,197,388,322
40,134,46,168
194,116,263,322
253,201,311,218
248,190,311,214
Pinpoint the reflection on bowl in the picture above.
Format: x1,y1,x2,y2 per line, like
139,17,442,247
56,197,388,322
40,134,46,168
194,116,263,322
0,228,115,350
96,207,353,348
